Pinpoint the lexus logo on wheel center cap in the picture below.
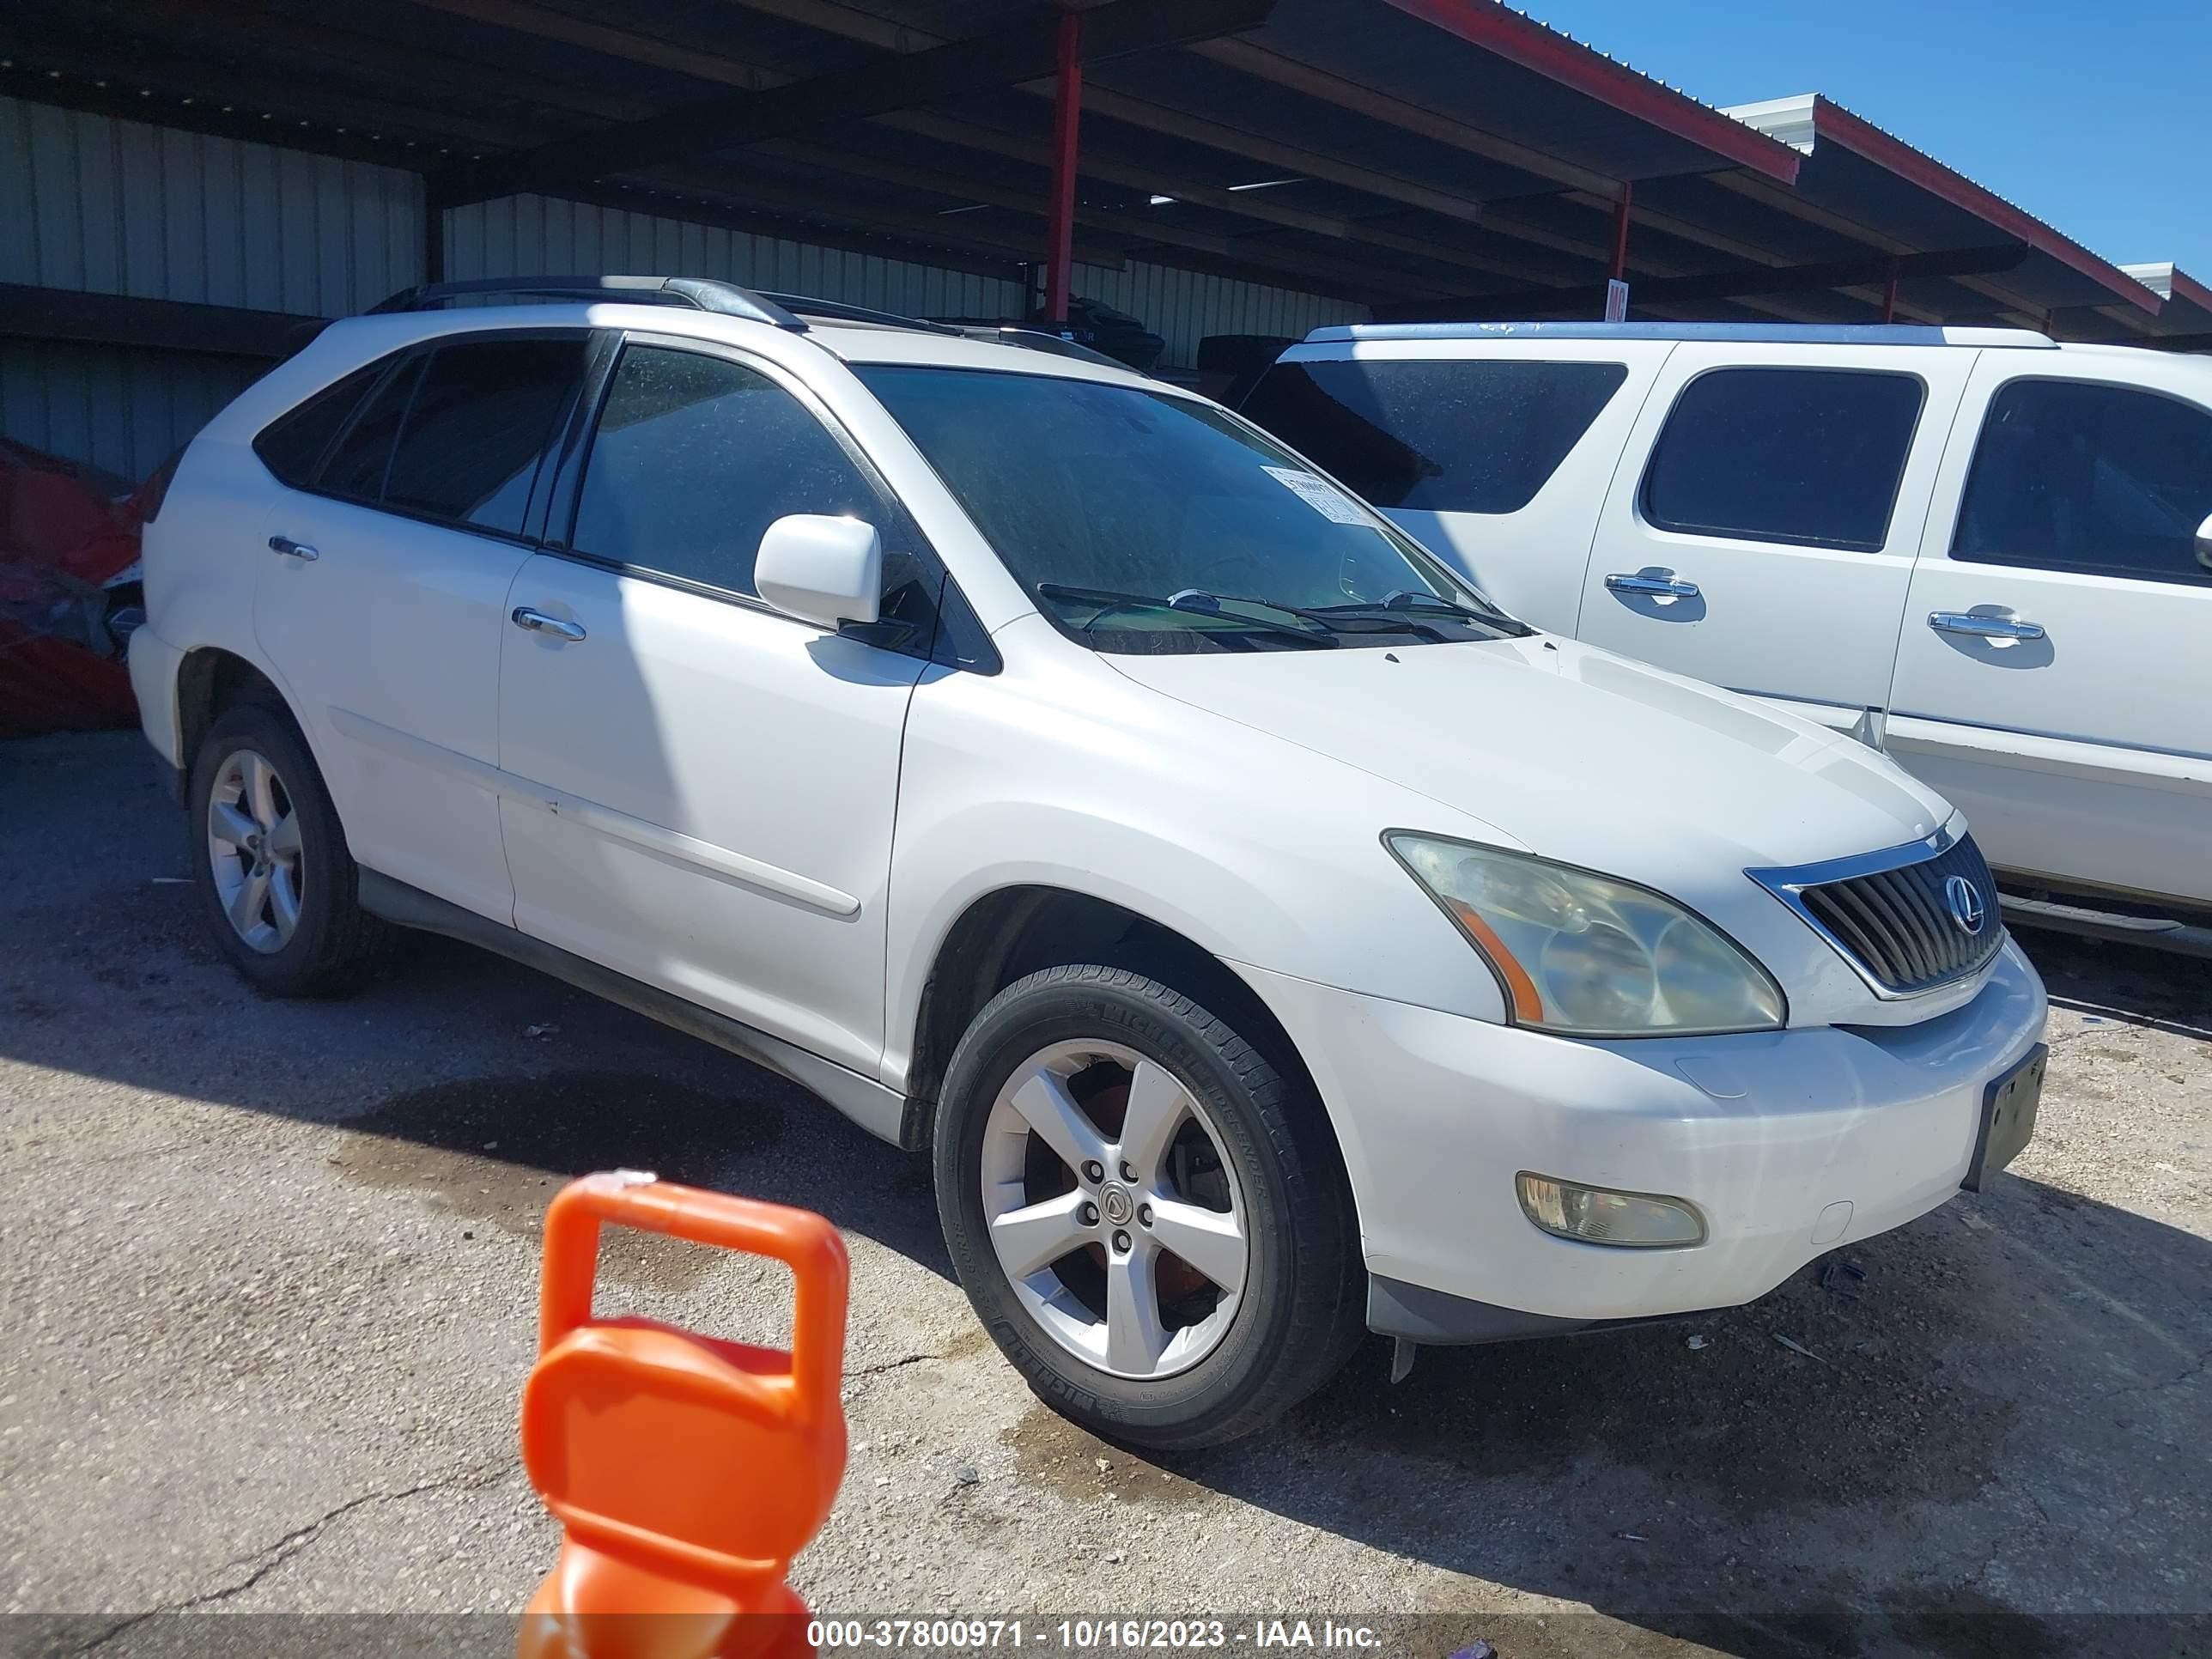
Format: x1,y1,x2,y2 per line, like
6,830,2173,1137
1099,1183,1135,1226
1944,873,1987,937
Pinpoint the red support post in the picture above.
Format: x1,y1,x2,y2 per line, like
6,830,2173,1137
1044,9,1084,325
1881,252,1900,323
1610,182,1632,282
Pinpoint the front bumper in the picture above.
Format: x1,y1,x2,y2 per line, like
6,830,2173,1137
1237,939,2047,1332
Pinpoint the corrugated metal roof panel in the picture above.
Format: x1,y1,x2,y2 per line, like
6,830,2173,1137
2123,262,2179,301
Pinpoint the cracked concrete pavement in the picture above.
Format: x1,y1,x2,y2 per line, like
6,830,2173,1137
2,731,2207,1657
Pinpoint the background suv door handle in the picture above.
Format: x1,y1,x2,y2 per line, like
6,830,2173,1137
511,606,586,642
1605,570,1700,599
267,534,319,561
1928,610,2045,642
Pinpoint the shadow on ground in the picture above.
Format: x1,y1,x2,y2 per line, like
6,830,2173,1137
4,732,2206,1657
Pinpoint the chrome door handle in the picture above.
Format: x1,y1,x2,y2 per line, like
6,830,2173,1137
1605,570,1701,599
1928,610,2045,642
511,606,586,642
268,534,319,561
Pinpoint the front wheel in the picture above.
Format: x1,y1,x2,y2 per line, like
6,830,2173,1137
933,964,1362,1449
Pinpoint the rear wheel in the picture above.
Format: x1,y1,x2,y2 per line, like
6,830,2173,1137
935,964,1362,1448
187,701,387,996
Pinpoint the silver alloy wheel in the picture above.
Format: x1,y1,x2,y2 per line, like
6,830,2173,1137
205,748,305,954
981,1039,1250,1380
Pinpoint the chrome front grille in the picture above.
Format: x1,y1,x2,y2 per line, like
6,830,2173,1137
1752,830,2004,999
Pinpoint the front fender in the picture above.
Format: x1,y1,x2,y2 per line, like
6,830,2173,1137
882,627,1512,1094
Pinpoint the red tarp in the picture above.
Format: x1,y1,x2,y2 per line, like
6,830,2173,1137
0,440,149,738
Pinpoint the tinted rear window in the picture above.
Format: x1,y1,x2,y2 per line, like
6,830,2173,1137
382,337,586,536
1954,378,2212,586
1239,356,1627,514
1641,367,1924,552
319,354,423,503
252,362,388,489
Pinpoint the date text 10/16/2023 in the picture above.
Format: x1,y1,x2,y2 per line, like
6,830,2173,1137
807,1620,1390,1650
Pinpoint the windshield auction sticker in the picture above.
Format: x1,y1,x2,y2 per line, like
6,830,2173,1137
1261,466,1371,526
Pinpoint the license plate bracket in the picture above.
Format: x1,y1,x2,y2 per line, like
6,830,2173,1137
1962,1042,2046,1192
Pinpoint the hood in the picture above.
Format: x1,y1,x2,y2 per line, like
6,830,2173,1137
1108,634,1952,892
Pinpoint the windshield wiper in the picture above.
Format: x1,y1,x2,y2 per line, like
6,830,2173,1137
1311,590,1526,637
1036,584,1338,647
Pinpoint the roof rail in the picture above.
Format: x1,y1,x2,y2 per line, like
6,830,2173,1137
1302,320,2057,349
944,324,1131,370
757,292,957,335
366,276,809,331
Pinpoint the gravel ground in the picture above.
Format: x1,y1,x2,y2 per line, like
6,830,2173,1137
1,731,2206,1658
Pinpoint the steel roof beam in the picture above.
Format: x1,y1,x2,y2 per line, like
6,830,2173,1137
1704,169,2047,325
1048,84,1498,229
641,163,1131,270
398,0,1550,291
400,0,775,90
0,282,321,359
126,0,655,125
401,1,1540,280
729,0,1498,228
426,0,1276,210
877,113,1564,285
1376,0,1801,183
884,114,1504,276
0,22,529,151
747,140,1457,299
1800,97,2159,316
1186,37,1621,197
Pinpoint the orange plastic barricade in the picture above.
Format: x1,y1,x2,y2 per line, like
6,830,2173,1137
518,1170,850,1659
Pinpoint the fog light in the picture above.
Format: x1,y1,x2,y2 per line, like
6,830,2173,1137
1516,1173,1705,1248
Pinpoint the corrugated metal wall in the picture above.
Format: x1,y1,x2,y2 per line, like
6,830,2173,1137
444,195,1030,323
3,93,1363,479
0,342,263,488
0,96,425,313
1073,261,1363,368
443,198,1365,359
0,94,426,478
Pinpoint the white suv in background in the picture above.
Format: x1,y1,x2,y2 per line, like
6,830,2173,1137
1243,324,2212,947
130,279,2047,1446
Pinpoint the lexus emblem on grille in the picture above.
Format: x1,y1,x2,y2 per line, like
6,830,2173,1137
1944,874,1987,937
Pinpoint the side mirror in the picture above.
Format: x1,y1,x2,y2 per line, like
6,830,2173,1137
755,514,882,631
2197,511,2212,573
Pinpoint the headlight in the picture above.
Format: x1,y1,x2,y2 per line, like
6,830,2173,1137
1385,833,1785,1036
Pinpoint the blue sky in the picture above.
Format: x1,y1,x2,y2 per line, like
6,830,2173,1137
1519,1,2212,277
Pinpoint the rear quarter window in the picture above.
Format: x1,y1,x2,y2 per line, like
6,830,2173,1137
1238,356,1627,514
252,361,390,489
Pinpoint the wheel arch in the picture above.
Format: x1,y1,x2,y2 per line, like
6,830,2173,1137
176,646,294,769
901,884,1352,1205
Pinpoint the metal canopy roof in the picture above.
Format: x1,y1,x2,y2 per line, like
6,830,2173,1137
0,0,2191,344
1716,94,2162,332
2087,264,2212,349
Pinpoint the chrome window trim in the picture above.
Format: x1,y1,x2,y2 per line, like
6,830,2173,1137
1746,822,2002,1002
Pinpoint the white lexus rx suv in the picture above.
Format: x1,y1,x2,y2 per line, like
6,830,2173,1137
129,276,2050,1446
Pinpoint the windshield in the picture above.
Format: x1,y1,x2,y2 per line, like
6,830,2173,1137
855,365,1525,653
